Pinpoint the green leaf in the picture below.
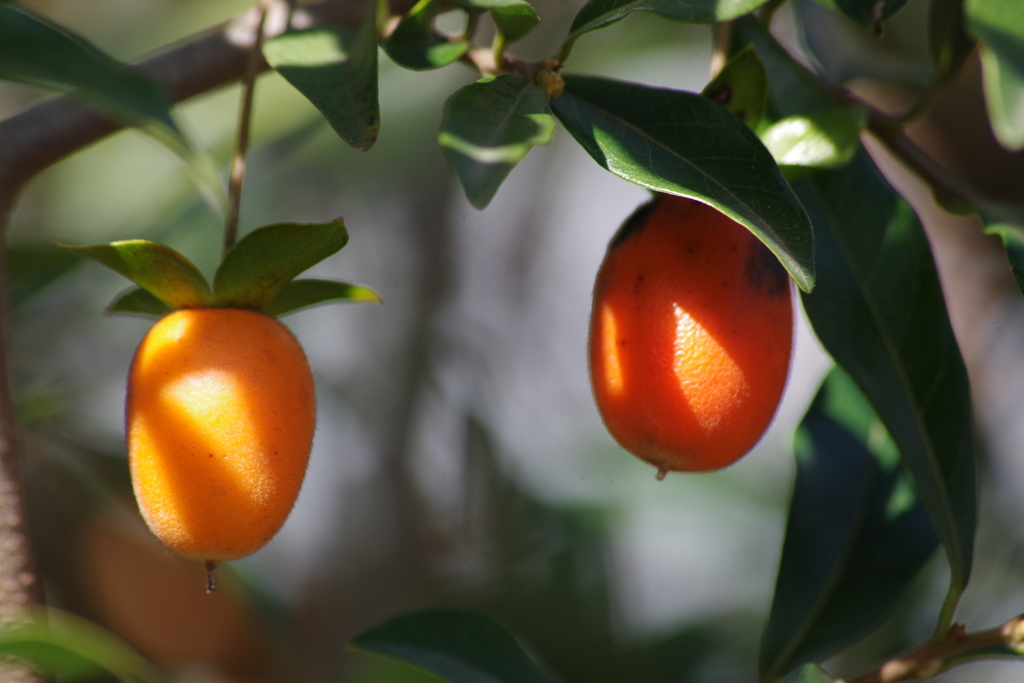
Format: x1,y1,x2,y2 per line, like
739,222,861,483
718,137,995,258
551,74,815,292
213,219,349,311
760,109,867,173
797,150,976,627
382,0,469,70
760,367,939,680
55,240,211,310
781,663,838,683
263,16,379,152
732,17,833,119
930,0,976,77
701,44,768,131
566,0,770,45
266,278,382,316
828,0,909,28
0,1,178,134
983,219,1024,297
440,75,555,209
0,607,160,682
966,0,1024,149
351,608,556,683
106,286,173,318
450,0,540,42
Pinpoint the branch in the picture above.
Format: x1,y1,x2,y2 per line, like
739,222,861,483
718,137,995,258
848,617,1024,682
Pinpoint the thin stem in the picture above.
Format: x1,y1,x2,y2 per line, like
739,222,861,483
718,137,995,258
224,0,274,257
492,30,507,72
709,22,733,79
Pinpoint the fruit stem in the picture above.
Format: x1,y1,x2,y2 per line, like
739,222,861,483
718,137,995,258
205,560,219,593
223,0,273,257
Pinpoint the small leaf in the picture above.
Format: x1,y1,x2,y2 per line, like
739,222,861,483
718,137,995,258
566,0,770,45
983,219,1024,297
0,607,160,683
701,44,768,131
930,0,976,77
551,74,815,292
213,219,349,311
106,286,173,318
828,0,910,28
760,367,939,679
781,663,838,683
966,0,1024,150
351,608,557,683
797,149,976,623
266,278,381,316
440,75,555,209
450,0,540,43
761,109,867,172
382,0,469,70
55,240,211,310
263,14,380,151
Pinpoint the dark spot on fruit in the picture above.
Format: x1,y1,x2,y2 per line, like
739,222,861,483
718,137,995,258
745,240,789,297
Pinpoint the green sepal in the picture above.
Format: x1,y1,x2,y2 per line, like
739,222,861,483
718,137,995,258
106,286,174,318
54,240,212,310
213,219,349,311
701,44,768,131
266,278,382,316
381,0,469,71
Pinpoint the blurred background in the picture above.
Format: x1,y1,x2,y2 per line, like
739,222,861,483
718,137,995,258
3,0,1024,681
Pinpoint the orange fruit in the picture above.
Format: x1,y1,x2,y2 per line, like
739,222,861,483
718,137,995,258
126,308,315,563
589,194,793,476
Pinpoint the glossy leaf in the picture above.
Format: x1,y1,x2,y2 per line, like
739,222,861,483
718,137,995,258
0,608,160,682
983,220,1024,297
966,0,1024,150
55,240,211,310
781,663,838,683
351,608,556,683
701,44,768,131
106,286,173,318
440,75,555,209
450,0,540,43
566,0,769,45
266,278,381,316
382,0,469,70
551,74,815,291
797,150,976,621
760,368,939,679
213,219,349,311
760,109,866,172
263,17,379,151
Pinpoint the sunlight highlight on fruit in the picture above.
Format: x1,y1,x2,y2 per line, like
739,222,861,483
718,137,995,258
589,194,793,476
127,308,315,564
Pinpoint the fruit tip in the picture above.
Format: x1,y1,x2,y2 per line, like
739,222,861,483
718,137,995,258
655,466,668,481
205,560,218,593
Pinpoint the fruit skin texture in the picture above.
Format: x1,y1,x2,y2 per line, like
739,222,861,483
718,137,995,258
589,194,793,475
126,308,315,561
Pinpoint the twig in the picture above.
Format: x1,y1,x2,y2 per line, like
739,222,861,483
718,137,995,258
224,0,274,256
848,616,1024,682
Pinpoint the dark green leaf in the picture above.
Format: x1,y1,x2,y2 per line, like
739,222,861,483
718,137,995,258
106,286,173,318
351,608,556,683
732,17,833,119
781,663,838,683
701,44,768,131
566,0,769,45
966,0,1024,149
382,0,469,70
826,0,909,28
760,368,939,679
55,240,211,310
266,278,381,316
797,150,975,621
551,74,815,291
0,1,179,135
450,0,540,43
440,75,555,209
983,219,1024,297
0,608,160,682
213,219,349,311
930,0,976,77
760,109,866,172
263,16,379,151
7,245,81,309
